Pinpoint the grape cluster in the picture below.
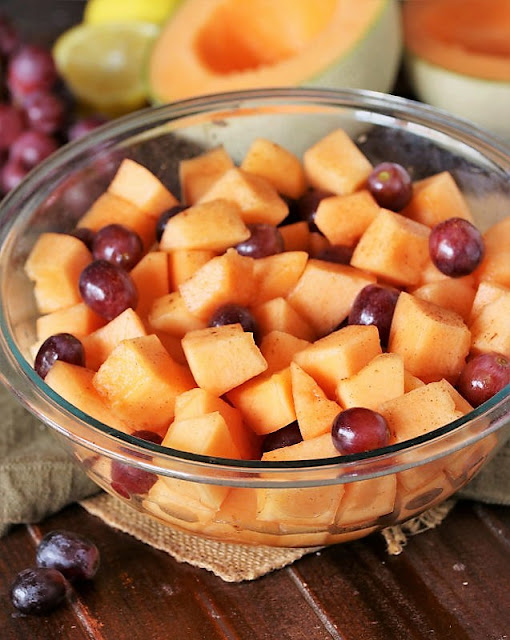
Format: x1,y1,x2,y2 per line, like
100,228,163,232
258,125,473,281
0,14,106,196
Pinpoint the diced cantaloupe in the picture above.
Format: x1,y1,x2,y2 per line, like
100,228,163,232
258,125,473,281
159,199,250,252
145,478,218,525
315,190,380,247
335,475,397,528
227,367,296,436
418,256,476,287
240,137,307,199
154,331,187,364
107,158,179,219
351,209,430,287
130,251,169,322
279,221,310,252
397,471,450,521
411,278,476,323
475,216,510,287
181,324,267,396
303,128,373,196
36,302,105,342
469,290,510,357
335,353,405,411
213,488,281,537
404,370,425,392
251,297,316,341
81,307,147,371
179,146,235,205
388,292,471,383
148,291,207,338
469,280,509,323
179,248,255,320
93,334,195,435
252,251,308,305
163,411,240,459
308,231,330,257
402,171,474,227
167,249,216,290
259,330,310,374
24,232,92,314
290,362,341,440
293,325,382,398
198,167,288,225
286,259,376,337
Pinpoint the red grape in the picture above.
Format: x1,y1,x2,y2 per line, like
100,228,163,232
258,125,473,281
79,260,138,320
36,530,100,581
235,223,284,258
366,162,412,211
156,204,186,242
456,352,510,407
23,90,66,135
0,15,20,57
10,567,69,615
429,217,485,277
10,129,58,169
315,244,354,265
92,223,143,271
348,284,400,346
332,408,390,455
262,421,302,453
34,333,85,379
69,227,95,251
1,159,28,193
296,187,333,232
7,44,57,98
0,103,25,149
67,114,108,141
110,430,162,498
208,303,258,336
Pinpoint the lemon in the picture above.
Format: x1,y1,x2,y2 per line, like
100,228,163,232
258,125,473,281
84,0,182,26
53,22,159,117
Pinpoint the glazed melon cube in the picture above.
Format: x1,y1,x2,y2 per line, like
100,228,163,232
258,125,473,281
379,379,467,443
145,478,217,525
259,330,310,374
227,367,295,436
148,291,207,338
130,251,169,322
303,128,372,195
182,324,267,396
240,137,307,199
335,475,397,528
469,291,510,357
287,259,376,337
351,209,430,287
397,471,450,522
24,232,92,314
308,231,330,257
402,171,474,227
251,297,316,342
315,190,380,247
45,361,130,433
168,249,216,290
198,167,288,225
335,353,405,411
77,192,155,250
388,292,471,383
163,411,240,459
159,199,250,252
174,387,260,460
290,362,341,440
154,331,187,365
213,488,281,538
404,370,425,392
179,248,255,320
81,308,147,371
179,146,235,205
252,251,308,305
418,256,476,287
36,302,105,342
93,334,195,434
411,278,476,323
293,325,382,398
107,158,179,219
475,216,510,287
470,281,509,322
279,221,310,252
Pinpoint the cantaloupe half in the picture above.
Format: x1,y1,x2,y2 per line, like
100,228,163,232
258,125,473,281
148,0,402,103
403,0,510,139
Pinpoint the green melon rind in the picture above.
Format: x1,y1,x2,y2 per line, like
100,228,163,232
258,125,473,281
405,52,510,141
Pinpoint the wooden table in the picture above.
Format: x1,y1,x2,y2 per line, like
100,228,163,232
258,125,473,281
1,3,510,638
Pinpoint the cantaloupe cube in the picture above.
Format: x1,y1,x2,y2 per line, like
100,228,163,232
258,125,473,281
402,171,474,227
213,488,281,537
303,128,373,195
159,199,250,252
335,475,397,528
81,307,147,371
154,331,187,364
130,251,169,322
163,411,240,459
259,330,310,374
198,167,288,225
174,387,260,460
469,291,510,357
397,471,450,521
315,190,380,247
379,379,466,443
182,324,267,396
252,251,308,305
475,216,510,287
77,192,155,250
411,278,476,323
388,292,471,383
145,478,218,525
469,280,509,322
290,362,341,440
168,249,216,290
335,353,405,411
240,137,307,199
279,221,310,252
308,231,330,257
293,325,382,398
287,259,376,337
107,158,179,219
404,370,425,392
36,302,105,342
251,297,316,342
93,334,195,434
227,367,295,436
179,248,255,320
418,256,476,287
179,146,235,205
351,209,430,287
148,291,207,337
444,434,497,489
25,232,92,314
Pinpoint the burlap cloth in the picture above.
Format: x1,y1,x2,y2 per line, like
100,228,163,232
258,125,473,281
1,384,509,581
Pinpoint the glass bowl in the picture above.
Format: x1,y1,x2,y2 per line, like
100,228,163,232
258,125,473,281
0,88,509,549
